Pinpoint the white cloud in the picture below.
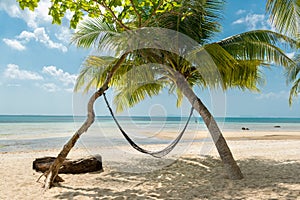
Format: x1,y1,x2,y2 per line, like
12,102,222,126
232,18,244,24
17,31,35,41
4,64,43,80
0,1,68,52
0,1,21,17
1,1,70,52
256,90,289,100
2,64,78,92
15,27,68,52
34,27,68,52
40,66,77,92
40,83,60,92
2,38,26,51
232,13,270,30
236,9,246,15
0,0,52,29
42,66,77,86
55,26,73,43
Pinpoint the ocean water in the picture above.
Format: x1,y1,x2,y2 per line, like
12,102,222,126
0,115,299,152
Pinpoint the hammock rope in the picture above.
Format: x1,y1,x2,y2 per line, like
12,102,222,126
103,93,194,158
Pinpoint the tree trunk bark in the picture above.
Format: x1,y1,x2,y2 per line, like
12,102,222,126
174,71,243,180
33,155,103,174
43,53,128,189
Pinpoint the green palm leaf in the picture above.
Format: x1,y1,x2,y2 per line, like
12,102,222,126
114,82,164,113
226,60,265,91
113,64,168,112
266,0,300,38
71,17,119,50
217,31,298,69
150,0,224,44
289,77,300,105
218,30,298,48
288,54,300,104
74,56,117,93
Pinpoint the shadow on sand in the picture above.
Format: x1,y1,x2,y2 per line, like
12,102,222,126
53,156,300,199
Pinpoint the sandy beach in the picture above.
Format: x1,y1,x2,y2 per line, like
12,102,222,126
0,130,299,200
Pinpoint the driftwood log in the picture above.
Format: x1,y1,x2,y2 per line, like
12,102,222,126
33,155,103,175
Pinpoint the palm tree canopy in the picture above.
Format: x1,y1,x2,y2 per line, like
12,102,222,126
71,1,298,112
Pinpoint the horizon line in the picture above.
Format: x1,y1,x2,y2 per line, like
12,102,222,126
0,114,300,118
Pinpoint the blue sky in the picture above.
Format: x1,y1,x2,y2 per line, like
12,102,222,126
0,0,299,117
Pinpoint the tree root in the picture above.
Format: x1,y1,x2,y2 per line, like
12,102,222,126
36,170,64,186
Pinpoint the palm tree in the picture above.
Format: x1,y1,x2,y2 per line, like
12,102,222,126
74,22,296,180
41,0,298,188
266,0,300,104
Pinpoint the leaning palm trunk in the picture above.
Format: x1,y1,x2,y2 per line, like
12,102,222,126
174,71,243,180
43,54,128,189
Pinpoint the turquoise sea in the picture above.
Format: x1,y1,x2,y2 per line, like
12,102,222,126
0,115,299,152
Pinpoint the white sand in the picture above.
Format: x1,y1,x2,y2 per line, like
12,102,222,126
0,131,300,199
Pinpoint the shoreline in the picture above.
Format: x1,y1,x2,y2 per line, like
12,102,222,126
1,129,300,153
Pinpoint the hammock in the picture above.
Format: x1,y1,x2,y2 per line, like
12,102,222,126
103,93,194,158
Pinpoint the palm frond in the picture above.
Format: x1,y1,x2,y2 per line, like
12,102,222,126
113,82,164,113
186,45,265,91
223,40,294,68
225,60,265,91
289,77,300,105
287,53,300,105
150,0,224,44
187,43,238,89
74,55,117,93
218,30,297,69
266,0,300,38
286,53,300,82
112,63,169,112
218,30,298,50
71,17,119,50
